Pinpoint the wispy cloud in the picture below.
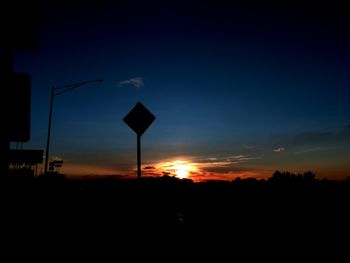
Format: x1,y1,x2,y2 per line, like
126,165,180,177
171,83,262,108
196,155,261,166
196,161,235,168
142,154,261,175
273,147,285,153
51,155,63,161
118,77,144,88
294,146,337,155
189,155,261,174
227,155,261,162
143,166,155,170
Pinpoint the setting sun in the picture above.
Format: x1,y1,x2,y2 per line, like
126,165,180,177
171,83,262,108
157,160,198,179
170,163,191,179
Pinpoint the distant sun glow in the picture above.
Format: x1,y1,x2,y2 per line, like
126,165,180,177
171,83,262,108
157,160,198,179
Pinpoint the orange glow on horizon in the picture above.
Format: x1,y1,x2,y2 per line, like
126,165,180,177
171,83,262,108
58,159,347,182
156,160,199,179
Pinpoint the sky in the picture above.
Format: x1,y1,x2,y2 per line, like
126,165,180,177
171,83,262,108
13,0,350,180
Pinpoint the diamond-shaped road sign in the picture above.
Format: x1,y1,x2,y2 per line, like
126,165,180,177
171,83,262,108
123,102,155,136
123,102,156,178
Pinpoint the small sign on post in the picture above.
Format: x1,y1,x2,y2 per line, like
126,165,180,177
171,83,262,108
123,102,155,178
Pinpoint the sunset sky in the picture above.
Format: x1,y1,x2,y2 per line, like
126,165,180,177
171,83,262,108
13,0,350,180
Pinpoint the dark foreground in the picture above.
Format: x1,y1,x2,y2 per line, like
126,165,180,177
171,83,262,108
1,175,349,255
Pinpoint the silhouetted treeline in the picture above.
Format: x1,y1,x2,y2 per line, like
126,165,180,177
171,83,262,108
1,171,349,253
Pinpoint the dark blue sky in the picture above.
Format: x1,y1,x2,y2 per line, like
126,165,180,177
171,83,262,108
14,0,350,179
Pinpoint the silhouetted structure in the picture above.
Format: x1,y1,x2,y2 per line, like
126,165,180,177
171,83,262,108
1,168,349,257
1,1,39,176
44,79,103,175
8,149,43,176
123,102,156,178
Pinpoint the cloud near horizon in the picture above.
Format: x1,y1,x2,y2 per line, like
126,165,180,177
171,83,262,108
118,77,144,88
138,154,264,180
50,155,64,161
144,166,156,170
273,147,285,153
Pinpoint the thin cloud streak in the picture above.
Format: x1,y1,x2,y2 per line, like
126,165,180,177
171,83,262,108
294,146,338,155
273,147,285,153
118,77,144,88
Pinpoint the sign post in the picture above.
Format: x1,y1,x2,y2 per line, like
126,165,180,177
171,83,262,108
137,135,141,178
123,102,155,178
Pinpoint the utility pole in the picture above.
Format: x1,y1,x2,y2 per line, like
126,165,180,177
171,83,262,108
44,79,103,175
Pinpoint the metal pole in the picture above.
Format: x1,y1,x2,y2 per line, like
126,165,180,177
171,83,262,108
137,134,141,178
43,79,102,175
44,86,54,175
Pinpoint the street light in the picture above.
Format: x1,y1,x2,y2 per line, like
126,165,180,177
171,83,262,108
44,79,103,175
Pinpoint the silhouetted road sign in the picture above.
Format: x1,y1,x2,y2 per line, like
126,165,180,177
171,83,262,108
123,102,155,136
123,102,155,178
6,73,31,142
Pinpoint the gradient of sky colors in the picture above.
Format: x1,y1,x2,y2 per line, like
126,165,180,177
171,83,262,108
13,0,350,180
